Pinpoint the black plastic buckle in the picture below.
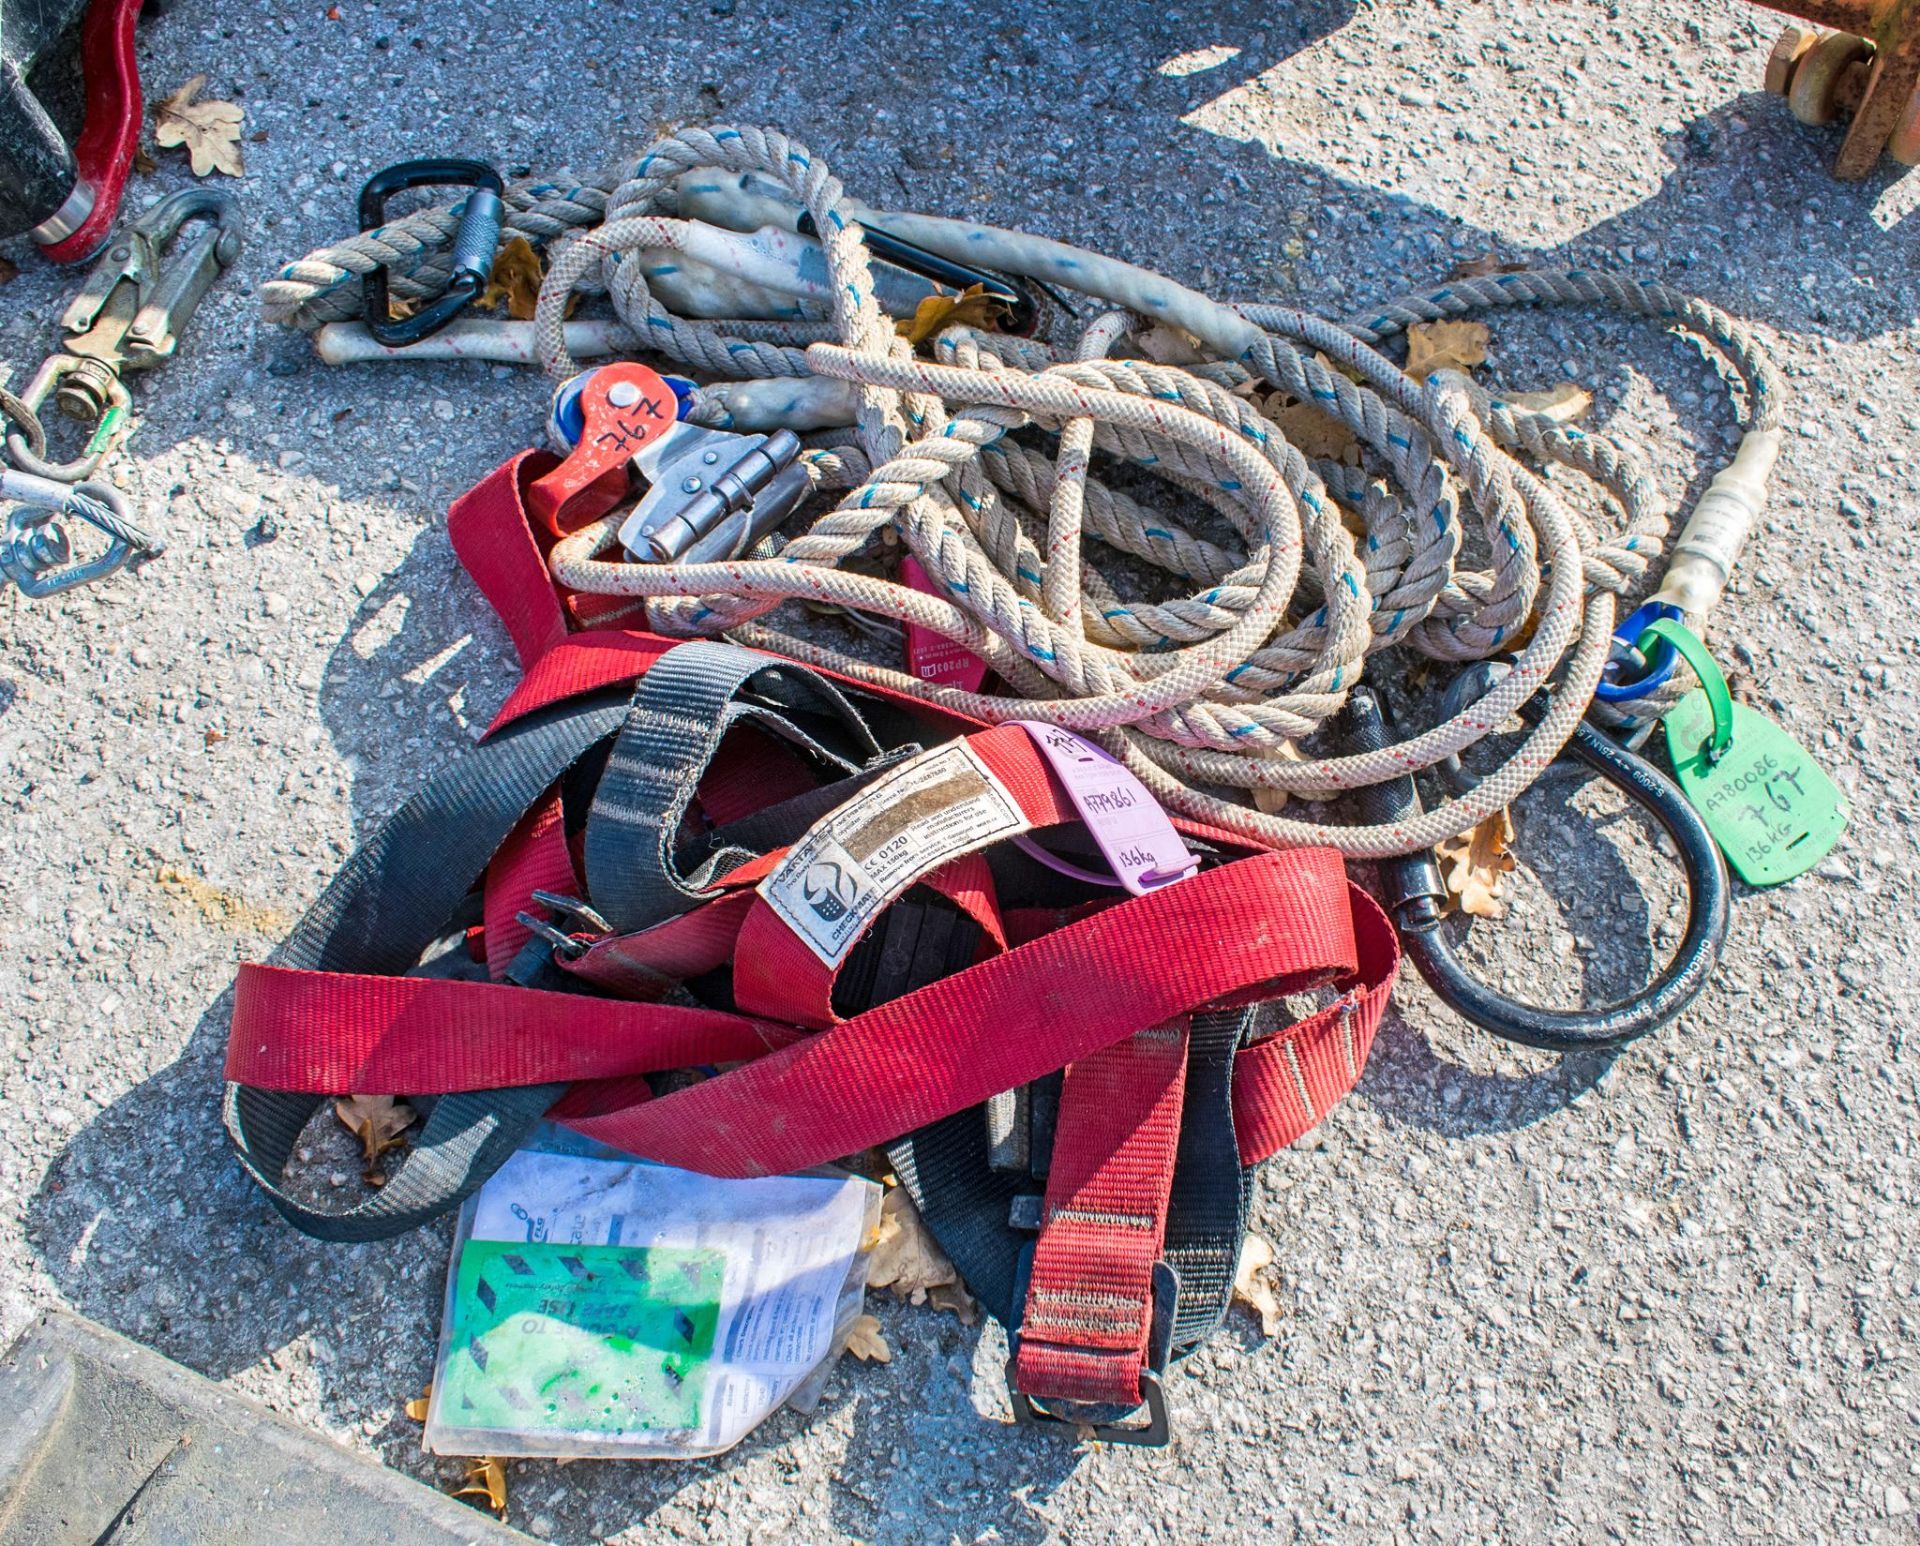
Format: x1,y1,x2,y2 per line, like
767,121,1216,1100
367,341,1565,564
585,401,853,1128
357,158,505,347
1005,1256,1179,1447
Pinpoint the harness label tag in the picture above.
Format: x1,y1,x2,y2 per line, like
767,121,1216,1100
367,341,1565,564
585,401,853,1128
759,739,1028,967
901,556,989,694
1664,692,1848,886
1016,723,1197,894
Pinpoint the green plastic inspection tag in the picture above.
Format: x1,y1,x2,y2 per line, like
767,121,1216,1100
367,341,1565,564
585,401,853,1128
438,1240,724,1439
1641,619,1847,887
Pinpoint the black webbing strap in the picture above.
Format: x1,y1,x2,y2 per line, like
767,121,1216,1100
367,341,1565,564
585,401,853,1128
1161,1006,1256,1351
583,641,884,935
224,689,631,1243
889,1008,1255,1357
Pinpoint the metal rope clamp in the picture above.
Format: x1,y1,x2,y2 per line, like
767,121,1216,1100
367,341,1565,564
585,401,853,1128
536,363,811,563
4,188,242,484
617,420,809,563
0,468,160,597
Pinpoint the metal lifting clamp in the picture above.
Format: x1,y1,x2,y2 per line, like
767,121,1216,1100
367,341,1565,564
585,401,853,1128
3,187,242,484
528,363,811,562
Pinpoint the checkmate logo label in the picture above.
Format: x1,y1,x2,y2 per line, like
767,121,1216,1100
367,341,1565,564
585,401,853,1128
760,740,1028,967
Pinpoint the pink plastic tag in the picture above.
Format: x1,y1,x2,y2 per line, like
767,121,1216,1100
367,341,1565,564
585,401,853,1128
1016,722,1198,895
901,556,988,693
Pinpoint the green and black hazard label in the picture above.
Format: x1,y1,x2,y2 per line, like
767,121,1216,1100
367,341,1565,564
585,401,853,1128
439,1240,725,1437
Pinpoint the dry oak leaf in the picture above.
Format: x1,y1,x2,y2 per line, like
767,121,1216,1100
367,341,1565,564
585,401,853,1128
1232,1233,1283,1337
0,256,16,287
403,1385,432,1422
867,1185,977,1317
333,1093,416,1184
1434,808,1518,919
480,235,545,321
1265,397,1360,463
844,1313,892,1363
1495,382,1593,423
454,1456,508,1517
152,75,245,178
927,1280,979,1326
1250,740,1310,815
897,283,1011,347
1403,319,1489,382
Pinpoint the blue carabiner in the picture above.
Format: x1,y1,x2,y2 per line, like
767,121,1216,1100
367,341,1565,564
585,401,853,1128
1594,598,1683,703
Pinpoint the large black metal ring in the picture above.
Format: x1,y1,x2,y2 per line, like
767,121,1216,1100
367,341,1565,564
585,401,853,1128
1348,680,1730,1054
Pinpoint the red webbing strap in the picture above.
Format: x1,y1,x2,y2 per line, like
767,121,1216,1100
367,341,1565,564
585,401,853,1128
482,793,576,981
491,632,679,730
447,452,640,669
231,967,801,1089
729,724,1068,1028
447,453,573,668
696,729,822,825
227,849,1356,1179
563,851,1350,1178
1015,1021,1190,1410
1231,881,1399,1165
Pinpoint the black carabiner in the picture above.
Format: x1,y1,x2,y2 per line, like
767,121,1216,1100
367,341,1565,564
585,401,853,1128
357,158,505,347
1346,678,1730,1054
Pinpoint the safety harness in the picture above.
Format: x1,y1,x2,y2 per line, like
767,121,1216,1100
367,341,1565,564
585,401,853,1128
223,449,1397,1441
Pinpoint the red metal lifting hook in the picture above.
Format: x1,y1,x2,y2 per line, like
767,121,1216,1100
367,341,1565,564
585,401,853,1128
32,0,146,263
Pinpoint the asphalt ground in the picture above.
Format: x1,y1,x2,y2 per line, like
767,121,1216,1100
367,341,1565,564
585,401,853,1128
1,0,1916,1540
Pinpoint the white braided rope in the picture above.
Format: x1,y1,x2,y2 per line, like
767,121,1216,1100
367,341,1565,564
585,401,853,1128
265,125,1784,857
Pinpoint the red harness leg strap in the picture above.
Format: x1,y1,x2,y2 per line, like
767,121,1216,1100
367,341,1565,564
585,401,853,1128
1013,1020,1190,1415
1233,881,1399,1165
227,848,1360,1179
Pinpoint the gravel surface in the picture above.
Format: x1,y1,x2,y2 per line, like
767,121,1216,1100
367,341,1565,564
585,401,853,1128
2,0,1918,1541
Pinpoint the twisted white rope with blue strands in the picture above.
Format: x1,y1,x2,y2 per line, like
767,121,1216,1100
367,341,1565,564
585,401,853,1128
265,125,1783,857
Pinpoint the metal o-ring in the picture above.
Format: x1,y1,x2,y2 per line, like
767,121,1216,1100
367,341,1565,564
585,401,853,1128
0,387,49,461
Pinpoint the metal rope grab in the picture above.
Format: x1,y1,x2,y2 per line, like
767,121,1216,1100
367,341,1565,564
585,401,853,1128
262,124,1785,865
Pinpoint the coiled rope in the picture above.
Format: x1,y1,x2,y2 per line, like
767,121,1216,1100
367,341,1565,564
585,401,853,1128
264,124,1782,858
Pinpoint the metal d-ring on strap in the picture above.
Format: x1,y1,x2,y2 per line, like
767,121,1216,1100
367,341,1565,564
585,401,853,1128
1349,676,1729,1053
